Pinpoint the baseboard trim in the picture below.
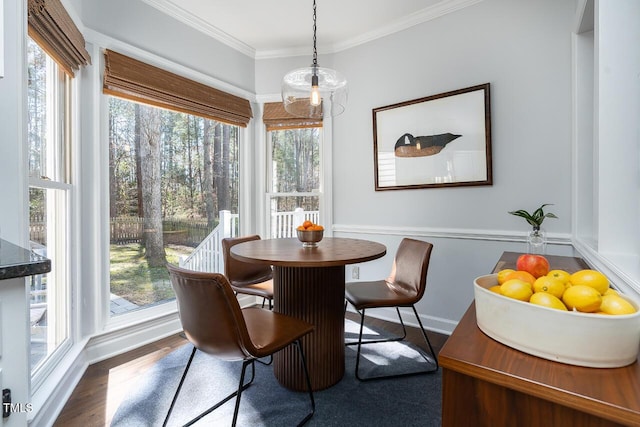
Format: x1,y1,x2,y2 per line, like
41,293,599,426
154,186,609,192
29,339,90,427
346,306,456,336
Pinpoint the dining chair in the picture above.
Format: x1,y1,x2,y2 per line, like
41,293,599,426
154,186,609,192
222,235,274,309
164,264,315,427
344,238,439,381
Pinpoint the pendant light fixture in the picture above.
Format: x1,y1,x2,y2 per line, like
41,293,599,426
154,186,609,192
281,0,348,119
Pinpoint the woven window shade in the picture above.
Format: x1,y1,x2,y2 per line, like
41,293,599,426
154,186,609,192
27,0,91,77
103,50,253,127
263,102,322,131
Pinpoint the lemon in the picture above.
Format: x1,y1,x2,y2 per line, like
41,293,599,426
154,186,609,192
500,279,533,302
533,276,565,299
547,269,570,284
529,292,568,311
497,269,515,285
603,288,618,296
489,285,502,294
562,285,602,312
599,294,637,315
569,269,609,295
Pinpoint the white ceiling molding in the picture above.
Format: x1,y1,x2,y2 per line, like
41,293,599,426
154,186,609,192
140,0,484,60
139,0,257,58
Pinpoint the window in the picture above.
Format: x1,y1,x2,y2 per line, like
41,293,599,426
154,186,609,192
267,127,322,238
108,98,240,315
103,50,251,316
27,37,71,374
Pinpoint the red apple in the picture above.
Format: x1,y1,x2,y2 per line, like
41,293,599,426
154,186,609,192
516,254,550,278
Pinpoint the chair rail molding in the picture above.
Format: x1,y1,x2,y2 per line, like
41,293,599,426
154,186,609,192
333,224,572,246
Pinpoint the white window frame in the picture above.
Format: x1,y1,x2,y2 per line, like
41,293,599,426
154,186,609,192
264,123,331,238
27,46,74,391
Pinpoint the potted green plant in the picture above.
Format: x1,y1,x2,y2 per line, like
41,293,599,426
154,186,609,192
508,204,557,254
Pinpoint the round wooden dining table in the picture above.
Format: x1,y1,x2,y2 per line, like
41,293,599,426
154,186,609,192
231,237,386,391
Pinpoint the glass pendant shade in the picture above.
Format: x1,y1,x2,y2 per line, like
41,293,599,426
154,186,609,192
282,65,348,119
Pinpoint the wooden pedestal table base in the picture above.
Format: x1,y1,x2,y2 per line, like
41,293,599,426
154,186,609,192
273,265,345,391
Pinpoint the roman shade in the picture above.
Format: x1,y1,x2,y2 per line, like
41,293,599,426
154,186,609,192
27,0,91,77
103,50,253,127
263,102,322,131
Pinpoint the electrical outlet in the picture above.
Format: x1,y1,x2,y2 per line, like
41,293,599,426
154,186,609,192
352,266,359,279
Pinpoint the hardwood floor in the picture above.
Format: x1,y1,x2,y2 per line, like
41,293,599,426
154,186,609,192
53,311,449,426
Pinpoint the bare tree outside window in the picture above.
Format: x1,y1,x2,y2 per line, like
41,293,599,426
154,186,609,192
108,98,239,314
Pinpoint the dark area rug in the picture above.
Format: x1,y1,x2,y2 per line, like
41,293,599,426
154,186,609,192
111,319,441,426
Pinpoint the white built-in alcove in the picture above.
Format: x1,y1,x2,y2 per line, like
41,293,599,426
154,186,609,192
572,0,640,296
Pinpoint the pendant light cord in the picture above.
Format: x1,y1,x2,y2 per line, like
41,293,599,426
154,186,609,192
312,0,318,67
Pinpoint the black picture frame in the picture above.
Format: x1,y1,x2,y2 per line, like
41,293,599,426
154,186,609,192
373,83,492,191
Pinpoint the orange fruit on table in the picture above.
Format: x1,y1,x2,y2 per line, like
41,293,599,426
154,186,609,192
503,270,536,286
302,220,313,229
497,269,515,285
569,269,609,295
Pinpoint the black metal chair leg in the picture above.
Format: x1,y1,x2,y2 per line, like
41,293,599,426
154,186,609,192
230,360,254,427
294,340,315,427
347,306,438,381
163,346,197,427
346,307,407,347
163,346,255,427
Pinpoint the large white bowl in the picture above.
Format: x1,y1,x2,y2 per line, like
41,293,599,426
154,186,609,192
474,274,640,368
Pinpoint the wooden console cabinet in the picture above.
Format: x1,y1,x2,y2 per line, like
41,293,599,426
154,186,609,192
439,252,640,427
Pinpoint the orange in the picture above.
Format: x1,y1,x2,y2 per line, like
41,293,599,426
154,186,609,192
302,220,313,229
503,270,536,286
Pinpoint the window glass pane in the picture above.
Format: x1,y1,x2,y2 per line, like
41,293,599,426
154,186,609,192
108,98,240,315
268,128,321,238
27,38,48,179
27,38,66,182
270,128,320,192
29,188,69,371
27,36,70,376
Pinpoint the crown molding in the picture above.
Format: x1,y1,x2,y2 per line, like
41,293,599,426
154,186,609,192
141,0,484,60
139,0,256,58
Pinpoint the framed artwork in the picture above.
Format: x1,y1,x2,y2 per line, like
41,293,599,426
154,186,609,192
373,83,492,191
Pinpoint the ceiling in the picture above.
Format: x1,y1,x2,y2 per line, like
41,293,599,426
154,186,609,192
140,0,482,58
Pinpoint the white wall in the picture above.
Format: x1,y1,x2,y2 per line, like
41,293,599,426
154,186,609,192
259,0,578,329
0,0,27,245
75,0,256,93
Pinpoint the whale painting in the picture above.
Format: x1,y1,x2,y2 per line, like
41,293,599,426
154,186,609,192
394,132,462,157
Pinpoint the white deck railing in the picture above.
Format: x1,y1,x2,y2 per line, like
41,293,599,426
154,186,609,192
180,208,318,272
271,207,320,238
